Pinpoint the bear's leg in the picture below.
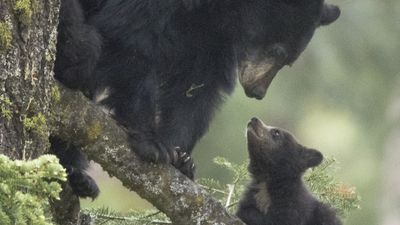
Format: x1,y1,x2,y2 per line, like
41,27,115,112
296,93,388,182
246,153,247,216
105,74,179,165
156,91,220,179
49,136,99,199
54,0,102,91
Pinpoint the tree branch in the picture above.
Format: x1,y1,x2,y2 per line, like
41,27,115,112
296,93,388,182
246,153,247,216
51,82,245,225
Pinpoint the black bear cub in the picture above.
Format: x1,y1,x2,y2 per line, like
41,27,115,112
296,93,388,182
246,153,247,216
236,118,342,225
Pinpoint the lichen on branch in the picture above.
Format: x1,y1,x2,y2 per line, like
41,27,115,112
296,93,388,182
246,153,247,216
13,0,36,26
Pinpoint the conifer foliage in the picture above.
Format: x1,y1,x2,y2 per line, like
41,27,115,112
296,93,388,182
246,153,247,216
0,154,67,225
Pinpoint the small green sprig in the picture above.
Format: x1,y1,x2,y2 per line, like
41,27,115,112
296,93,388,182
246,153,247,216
304,158,361,217
0,154,67,225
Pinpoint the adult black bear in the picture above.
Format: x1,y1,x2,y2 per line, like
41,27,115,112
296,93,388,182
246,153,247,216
54,0,340,198
236,117,342,225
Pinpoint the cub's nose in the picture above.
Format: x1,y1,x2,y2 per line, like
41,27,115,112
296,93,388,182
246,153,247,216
249,117,261,127
249,118,274,131
251,117,259,123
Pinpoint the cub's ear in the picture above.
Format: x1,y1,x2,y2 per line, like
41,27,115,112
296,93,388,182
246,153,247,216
320,4,341,26
302,148,323,168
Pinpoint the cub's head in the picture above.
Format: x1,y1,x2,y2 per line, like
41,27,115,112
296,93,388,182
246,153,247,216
246,117,323,180
237,0,340,99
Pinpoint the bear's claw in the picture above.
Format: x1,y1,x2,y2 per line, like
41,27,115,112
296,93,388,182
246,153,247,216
173,147,196,180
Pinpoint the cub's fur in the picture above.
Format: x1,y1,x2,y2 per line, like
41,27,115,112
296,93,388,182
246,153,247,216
236,118,342,225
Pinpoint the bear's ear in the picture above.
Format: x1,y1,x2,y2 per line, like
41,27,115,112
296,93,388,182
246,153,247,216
320,4,341,26
302,148,323,168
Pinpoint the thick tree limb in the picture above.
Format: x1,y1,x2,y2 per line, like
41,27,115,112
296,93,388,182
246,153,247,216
51,83,245,225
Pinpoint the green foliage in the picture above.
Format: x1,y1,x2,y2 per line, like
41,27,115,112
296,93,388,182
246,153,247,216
304,158,361,217
0,154,67,225
199,157,250,213
84,157,359,224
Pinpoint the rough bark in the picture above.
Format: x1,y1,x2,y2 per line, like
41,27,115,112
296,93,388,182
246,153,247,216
0,0,59,159
0,0,245,224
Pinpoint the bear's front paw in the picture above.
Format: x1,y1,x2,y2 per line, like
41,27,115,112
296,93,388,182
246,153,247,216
133,138,178,164
173,147,196,180
68,168,99,199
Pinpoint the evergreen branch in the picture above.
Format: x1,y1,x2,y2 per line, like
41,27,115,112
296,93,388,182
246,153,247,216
225,184,235,208
0,154,66,225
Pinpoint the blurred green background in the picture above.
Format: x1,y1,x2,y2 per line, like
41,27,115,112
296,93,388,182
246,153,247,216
82,0,400,224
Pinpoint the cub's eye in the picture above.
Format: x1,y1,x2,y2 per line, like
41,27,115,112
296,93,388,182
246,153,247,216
271,129,281,138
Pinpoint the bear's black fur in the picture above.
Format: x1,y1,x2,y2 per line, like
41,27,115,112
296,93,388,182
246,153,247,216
236,118,342,225
53,0,340,198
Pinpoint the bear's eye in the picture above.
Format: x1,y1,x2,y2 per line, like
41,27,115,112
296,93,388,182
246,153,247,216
271,129,281,139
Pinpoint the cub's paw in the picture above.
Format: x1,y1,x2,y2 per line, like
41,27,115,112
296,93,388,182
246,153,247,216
68,168,99,199
173,147,195,180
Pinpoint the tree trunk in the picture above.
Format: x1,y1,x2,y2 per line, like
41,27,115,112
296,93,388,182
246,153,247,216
0,0,59,159
0,0,80,224
0,1,244,224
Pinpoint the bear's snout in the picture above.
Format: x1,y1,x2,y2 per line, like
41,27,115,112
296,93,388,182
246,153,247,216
247,117,269,139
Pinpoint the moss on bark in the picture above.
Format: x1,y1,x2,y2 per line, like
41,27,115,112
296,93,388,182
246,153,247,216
0,20,12,52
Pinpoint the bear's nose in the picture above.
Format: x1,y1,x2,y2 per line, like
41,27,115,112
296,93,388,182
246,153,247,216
245,85,267,100
251,117,259,123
